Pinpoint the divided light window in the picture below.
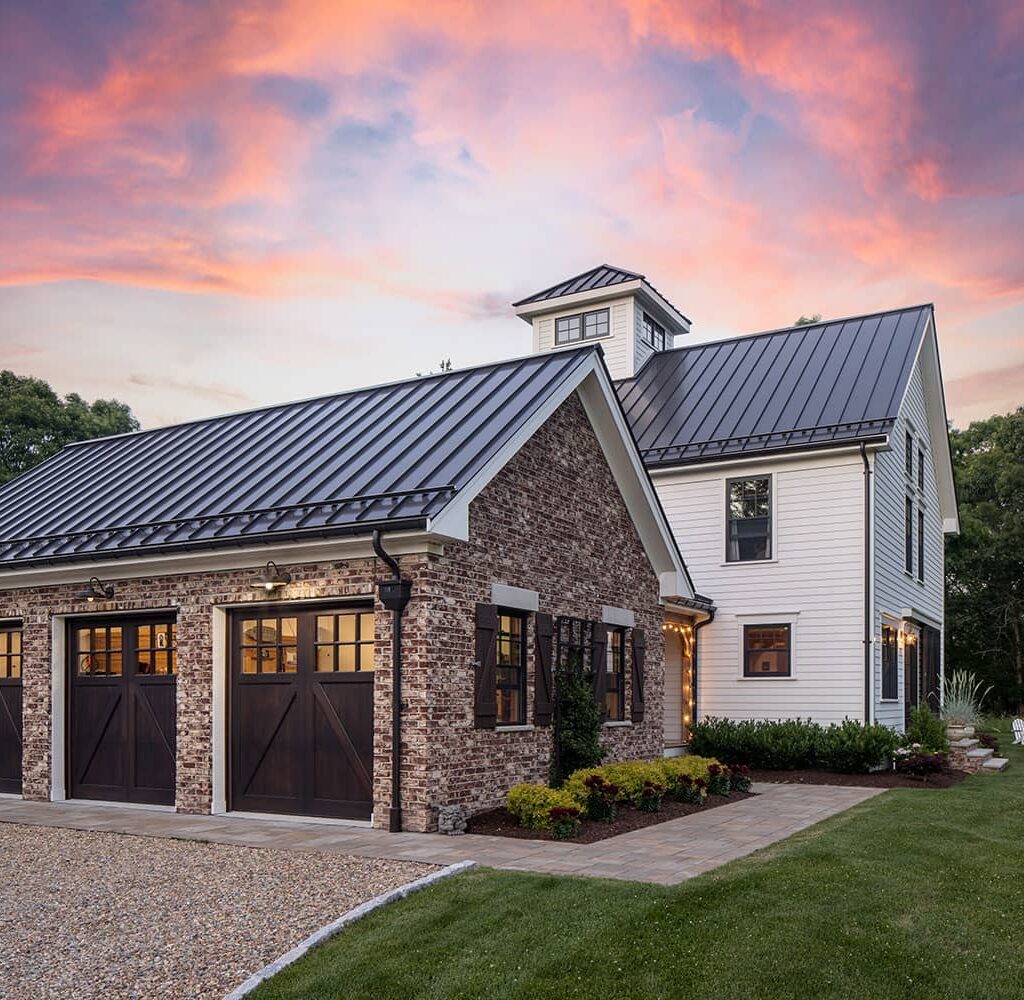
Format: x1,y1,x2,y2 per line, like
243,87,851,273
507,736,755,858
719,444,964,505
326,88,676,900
606,627,626,721
743,625,791,677
917,508,925,583
905,497,914,575
554,308,609,345
918,449,925,491
0,625,22,679
642,312,666,351
316,612,375,672
726,476,772,562
905,431,914,480
881,623,899,700
240,616,297,674
496,610,527,725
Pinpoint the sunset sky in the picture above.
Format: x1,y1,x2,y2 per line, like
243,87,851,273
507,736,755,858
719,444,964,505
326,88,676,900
1,0,1022,429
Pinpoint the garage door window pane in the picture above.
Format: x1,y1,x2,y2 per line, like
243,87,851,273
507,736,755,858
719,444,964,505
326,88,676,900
0,626,21,679
136,621,177,675
315,611,374,673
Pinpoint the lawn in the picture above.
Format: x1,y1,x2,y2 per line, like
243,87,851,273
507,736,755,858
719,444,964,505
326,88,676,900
254,721,1024,1000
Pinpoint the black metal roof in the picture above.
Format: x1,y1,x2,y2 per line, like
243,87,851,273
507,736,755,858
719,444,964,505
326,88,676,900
513,264,643,306
0,348,599,567
617,305,932,468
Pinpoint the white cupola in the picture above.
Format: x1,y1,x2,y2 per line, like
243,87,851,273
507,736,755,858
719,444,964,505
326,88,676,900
513,264,690,380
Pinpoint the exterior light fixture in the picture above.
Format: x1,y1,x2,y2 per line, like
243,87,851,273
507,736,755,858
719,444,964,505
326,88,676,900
76,577,115,602
252,560,291,593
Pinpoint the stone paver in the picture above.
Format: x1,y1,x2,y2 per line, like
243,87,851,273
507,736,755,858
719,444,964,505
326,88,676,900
0,783,882,886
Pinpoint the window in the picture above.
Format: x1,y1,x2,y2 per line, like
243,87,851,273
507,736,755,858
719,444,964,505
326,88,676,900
642,312,666,351
240,616,297,674
554,308,609,345
77,625,123,676
917,508,925,583
606,627,626,720
743,625,791,677
905,496,914,575
918,449,925,491
726,476,772,561
881,623,899,700
905,431,913,479
496,610,527,725
0,626,22,679
316,611,375,672
136,623,177,675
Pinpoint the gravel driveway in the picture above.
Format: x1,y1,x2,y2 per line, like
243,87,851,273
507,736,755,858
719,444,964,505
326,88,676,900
0,823,437,999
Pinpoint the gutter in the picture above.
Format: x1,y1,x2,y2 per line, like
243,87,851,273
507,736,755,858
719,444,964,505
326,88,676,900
372,530,413,833
691,606,716,731
860,443,873,724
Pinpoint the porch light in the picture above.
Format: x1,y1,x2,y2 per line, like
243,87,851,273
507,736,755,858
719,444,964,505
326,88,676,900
253,561,291,593
76,577,114,602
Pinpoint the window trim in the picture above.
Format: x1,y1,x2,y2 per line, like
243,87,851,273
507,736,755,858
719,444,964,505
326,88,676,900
881,620,900,701
904,495,914,576
917,447,925,492
605,626,626,722
725,474,774,563
917,506,925,583
553,308,610,346
495,607,528,727
905,430,914,480
641,311,666,352
741,623,792,679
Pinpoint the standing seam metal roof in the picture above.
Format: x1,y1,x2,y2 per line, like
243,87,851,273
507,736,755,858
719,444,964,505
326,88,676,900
512,264,643,306
0,347,599,566
616,305,932,467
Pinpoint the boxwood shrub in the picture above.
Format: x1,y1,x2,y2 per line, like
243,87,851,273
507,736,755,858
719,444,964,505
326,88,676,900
506,784,579,830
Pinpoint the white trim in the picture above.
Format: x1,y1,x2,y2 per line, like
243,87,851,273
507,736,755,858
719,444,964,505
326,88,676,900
494,724,535,733
648,442,886,478
603,720,633,728
900,606,941,630
601,606,635,628
491,584,539,613
514,279,690,333
211,607,228,814
50,616,66,802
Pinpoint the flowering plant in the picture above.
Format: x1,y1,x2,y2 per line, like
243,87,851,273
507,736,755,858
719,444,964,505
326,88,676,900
548,805,583,840
582,774,619,822
728,763,752,793
706,762,732,796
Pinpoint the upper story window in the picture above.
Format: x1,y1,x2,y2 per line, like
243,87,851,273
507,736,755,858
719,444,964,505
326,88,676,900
881,623,899,700
641,312,666,351
905,496,914,575
726,476,772,562
555,308,609,345
917,448,925,491
606,627,626,721
905,431,914,480
917,507,925,583
743,624,791,677
496,610,527,725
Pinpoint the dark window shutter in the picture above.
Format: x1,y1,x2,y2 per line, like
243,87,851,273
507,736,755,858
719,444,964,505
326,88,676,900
474,603,498,729
534,612,554,726
631,627,646,722
591,623,609,720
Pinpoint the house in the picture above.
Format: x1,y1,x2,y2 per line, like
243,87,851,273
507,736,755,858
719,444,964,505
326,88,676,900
0,348,707,831
517,265,960,746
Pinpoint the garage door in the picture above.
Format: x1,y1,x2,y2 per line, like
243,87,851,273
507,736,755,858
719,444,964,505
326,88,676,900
0,623,22,795
68,618,177,805
230,607,374,820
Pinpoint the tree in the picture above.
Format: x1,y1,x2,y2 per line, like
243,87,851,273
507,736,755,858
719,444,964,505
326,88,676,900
945,407,1024,713
416,358,454,377
0,371,139,484
794,313,822,326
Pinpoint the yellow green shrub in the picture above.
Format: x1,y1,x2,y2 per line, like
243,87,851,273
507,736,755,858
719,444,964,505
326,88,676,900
506,783,579,830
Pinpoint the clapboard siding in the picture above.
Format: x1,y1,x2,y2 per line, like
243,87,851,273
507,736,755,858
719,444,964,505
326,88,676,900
655,452,866,724
532,297,633,380
873,350,945,729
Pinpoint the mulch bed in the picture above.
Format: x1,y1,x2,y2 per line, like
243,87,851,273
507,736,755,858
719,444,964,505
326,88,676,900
467,790,756,844
746,767,967,789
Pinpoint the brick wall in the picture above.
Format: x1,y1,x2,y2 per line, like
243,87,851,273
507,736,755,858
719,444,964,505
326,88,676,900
0,390,667,831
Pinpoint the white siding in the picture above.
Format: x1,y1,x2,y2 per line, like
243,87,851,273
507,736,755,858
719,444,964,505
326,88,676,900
655,452,866,724
633,303,675,375
532,297,634,379
872,354,945,729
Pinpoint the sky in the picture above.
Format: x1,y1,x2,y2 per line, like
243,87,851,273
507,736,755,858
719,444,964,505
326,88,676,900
1,0,1022,430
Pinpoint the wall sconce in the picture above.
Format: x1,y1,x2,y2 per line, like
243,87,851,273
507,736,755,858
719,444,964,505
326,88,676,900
76,577,114,602
252,560,291,593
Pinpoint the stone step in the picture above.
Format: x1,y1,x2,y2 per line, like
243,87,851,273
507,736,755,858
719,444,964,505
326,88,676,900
966,747,994,761
950,738,980,750
982,757,1009,773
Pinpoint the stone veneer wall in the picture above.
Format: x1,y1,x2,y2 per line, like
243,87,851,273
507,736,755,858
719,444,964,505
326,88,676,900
0,390,667,831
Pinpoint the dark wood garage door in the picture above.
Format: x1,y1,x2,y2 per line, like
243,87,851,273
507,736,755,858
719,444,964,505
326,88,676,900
230,607,374,820
0,624,23,795
68,617,177,805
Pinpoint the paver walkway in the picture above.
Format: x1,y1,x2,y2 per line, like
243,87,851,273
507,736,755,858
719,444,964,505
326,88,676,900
0,783,881,885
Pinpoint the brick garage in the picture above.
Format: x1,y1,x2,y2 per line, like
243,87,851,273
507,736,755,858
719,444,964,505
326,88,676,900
0,350,696,832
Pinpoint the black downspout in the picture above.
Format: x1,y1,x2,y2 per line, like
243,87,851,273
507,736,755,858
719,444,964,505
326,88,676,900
860,444,873,724
691,609,715,737
373,530,412,833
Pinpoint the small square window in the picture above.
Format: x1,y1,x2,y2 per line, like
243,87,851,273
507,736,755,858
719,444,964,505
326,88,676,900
743,625,791,677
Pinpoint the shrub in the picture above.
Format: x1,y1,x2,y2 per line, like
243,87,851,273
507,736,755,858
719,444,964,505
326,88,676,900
940,671,993,727
706,762,731,795
507,784,578,830
894,752,948,778
906,705,949,752
548,805,583,839
689,717,822,769
979,732,1001,754
635,780,666,813
728,764,752,793
817,719,901,773
674,775,707,805
550,667,604,786
597,761,666,807
581,774,619,822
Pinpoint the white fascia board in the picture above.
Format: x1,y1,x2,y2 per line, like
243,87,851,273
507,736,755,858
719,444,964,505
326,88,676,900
0,530,442,591
648,442,884,478
635,284,690,333
513,281,644,321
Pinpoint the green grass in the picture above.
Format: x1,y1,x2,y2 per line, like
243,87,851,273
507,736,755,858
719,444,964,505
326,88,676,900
254,721,1024,1000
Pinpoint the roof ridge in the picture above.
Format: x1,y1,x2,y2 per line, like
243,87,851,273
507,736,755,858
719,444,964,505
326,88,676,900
511,263,643,307
59,344,603,451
